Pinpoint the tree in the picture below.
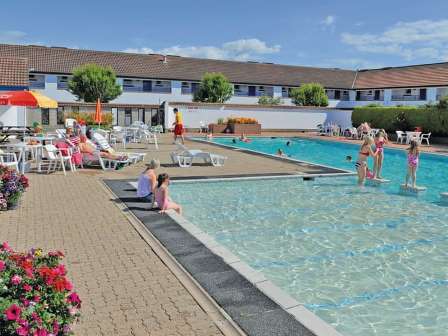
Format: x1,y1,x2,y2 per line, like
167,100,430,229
258,96,282,105
193,72,233,103
289,83,329,107
69,64,122,103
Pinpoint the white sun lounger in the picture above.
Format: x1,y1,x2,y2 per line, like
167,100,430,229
92,132,146,163
171,144,227,168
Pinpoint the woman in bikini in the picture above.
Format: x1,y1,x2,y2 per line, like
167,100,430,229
356,136,377,185
373,129,388,179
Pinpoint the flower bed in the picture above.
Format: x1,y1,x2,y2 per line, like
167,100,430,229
0,166,29,211
0,243,81,335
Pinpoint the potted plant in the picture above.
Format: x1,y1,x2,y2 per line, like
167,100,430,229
0,243,81,335
227,117,261,134
208,118,229,133
0,165,29,210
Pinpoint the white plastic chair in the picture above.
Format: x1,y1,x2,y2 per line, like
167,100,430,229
396,131,405,144
140,130,159,150
39,145,66,175
420,132,431,146
0,151,19,172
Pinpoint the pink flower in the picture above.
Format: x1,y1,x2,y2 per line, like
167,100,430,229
0,260,5,272
11,274,22,285
5,304,22,321
1,241,11,252
23,283,32,292
67,292,81,308
16,326,29,336
34,329,48,336
68,307,77,316
53,264,66,276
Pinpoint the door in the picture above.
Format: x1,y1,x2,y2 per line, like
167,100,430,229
138,108,145,123
334,90,341,100
374,90,381,101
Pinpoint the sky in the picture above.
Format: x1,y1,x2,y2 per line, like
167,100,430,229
1,0,448,69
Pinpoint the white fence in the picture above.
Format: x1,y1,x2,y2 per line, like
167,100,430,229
165,103,353,131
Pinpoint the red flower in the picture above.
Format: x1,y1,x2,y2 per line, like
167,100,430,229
33,328,48,336
5,304,22,321
1,241,11,252
23,284,32,292
0,260,5,272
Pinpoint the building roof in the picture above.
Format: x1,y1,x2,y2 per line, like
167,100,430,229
0,56,28,87
0,44,356,88
355,63,448,89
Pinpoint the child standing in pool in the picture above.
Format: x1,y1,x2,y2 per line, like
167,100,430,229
373,129,388,179
355,136,377,185
405,139,420,188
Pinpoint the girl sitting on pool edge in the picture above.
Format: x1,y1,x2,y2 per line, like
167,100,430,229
155,173,182,215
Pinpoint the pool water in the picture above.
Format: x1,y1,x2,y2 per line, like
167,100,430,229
207,136,448,203
171,177,448,336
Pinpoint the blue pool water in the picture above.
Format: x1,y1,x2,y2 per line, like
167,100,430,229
171,177,448,336
207,136,448,203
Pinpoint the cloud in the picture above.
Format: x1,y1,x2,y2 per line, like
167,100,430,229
0,30,27,44
320,15,336,32
124,38,280,61
341,19,448,61
321,15,335,26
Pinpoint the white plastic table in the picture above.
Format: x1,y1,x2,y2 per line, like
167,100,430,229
405,131,421,144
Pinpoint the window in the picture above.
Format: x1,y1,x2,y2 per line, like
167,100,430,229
41,108,50,125
143,80,152,92
57,107,65,125
405,89,412,95
111,108,118,126
150,108,159,126
71,106,79,113
29,74,45,89
124,108,132,126
419,88,427,100
138,108,145,123
191,83,200,94
248,86,256,96
334,90,341,100
57,76,70,90
374,90,381,101
356,91,361,101
181,82,191,94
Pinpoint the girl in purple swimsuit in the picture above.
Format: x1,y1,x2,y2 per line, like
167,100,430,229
405,140,420,188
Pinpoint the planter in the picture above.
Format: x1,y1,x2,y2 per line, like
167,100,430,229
208,123,229,134
229,123,261,135
7,201,19,210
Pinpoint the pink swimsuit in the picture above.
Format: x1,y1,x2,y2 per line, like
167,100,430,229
408,153,419,167
155,187,175,210
375,139,385,153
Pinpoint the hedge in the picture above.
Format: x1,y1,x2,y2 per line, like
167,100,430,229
352,106,448,136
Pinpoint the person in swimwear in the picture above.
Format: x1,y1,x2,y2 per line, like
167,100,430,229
405,139,420,188
239,133,251,143
373,129,388,179
155,173,182,215
355,136,377,185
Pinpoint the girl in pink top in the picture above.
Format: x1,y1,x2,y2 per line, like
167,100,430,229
405,140,420,188
155,174,182,215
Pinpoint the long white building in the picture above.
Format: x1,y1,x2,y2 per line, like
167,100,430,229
1,43,448,129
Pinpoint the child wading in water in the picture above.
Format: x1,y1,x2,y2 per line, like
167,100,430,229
355,136,377,185
155,173,182,214
405,140,420,188
373,129,388,179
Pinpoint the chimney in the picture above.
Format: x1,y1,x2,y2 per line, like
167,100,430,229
162,55,167,64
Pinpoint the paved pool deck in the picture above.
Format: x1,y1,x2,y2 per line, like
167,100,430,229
3,132,442,335
2,134,345,336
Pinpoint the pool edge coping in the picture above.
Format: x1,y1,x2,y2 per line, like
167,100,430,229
166,209,345,336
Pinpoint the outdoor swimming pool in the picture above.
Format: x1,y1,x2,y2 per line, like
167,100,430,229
206,136,448,203
171,177,448,336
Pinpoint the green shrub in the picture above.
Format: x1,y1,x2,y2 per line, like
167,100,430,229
289,83,329,107
352,106,448,136
193,72,233,103
258,96,282,105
